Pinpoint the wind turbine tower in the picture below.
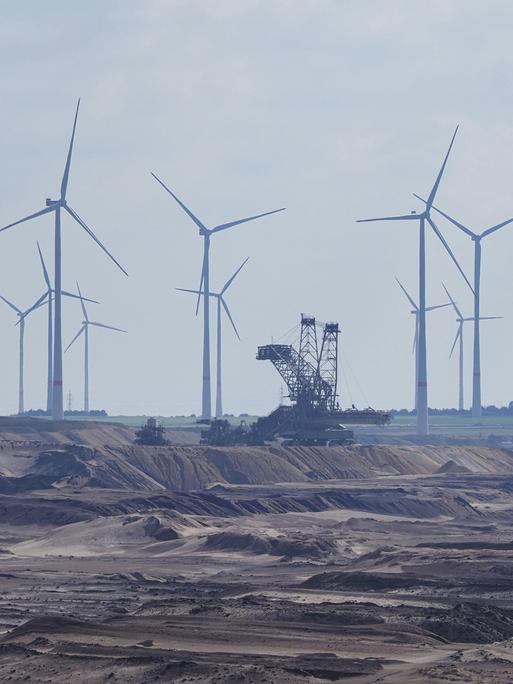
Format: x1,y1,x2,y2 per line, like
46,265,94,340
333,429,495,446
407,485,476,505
395,278,450,411
443,283,502,411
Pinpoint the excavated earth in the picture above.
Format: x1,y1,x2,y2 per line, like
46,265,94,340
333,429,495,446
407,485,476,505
0,419,513,681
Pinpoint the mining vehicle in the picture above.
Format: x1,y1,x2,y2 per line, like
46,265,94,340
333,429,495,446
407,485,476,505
134,417,169,446
201,315,391,446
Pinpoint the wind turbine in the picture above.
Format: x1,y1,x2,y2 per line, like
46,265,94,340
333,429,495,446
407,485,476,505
358,127,472,435
395,278,450,411
177,258,249,418
414,201,513,417
442,284,502,412
65,283,126,413
151,172,284,419
18,242,98,413
0,100,128,420
0,294,48,414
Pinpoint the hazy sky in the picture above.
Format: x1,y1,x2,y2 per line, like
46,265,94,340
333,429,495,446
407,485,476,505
1,0,513,416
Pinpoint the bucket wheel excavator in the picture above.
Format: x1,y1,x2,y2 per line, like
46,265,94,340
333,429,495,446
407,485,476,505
201,314,391,446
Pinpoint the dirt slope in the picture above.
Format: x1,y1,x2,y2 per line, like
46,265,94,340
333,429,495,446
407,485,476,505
0,416,135,447
1,442,513,492
119,444,513,490
0,416,198,449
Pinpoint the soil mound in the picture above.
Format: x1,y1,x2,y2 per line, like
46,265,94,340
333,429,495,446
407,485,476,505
120,443,513,488
0,474,58,493
436,459,472,475
1,442,512,492
31,446,165,490
4,615,89,640
419,604,513,644
203,531,336,558
11,512,184,556
0,416,135,447
302,570,439,592
0,482,479,532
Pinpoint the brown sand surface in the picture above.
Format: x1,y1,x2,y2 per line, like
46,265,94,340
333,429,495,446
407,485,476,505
0,432,513,681
0,416,198,451
1,428,513,492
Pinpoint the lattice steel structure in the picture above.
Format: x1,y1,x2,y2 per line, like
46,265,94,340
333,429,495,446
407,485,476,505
317,322,339,411
257,314,338,412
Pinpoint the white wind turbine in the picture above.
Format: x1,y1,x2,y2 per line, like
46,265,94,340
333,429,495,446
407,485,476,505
442,284,502,412
395,278,450,411
0,100,128,420
358,127,472,435
415,201,513,417
177,258,249,418
0,293,49,414
151,172,284,419
65,282,127,412
19,242,98,413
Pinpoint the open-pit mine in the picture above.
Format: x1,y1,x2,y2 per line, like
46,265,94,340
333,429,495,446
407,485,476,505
0,418,511,682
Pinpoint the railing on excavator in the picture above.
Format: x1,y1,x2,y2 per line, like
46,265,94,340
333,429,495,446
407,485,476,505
335,409,391,426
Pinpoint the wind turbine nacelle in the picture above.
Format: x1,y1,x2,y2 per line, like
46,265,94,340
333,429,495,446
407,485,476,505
46,198,58,207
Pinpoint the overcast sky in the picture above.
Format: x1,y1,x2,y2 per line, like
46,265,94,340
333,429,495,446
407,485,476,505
0,1,513,416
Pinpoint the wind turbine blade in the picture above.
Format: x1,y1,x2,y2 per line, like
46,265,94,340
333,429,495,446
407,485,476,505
176,287,203,295
88,321,127,333
36,241,51,289
413,194,475,238
427,217,474,294
20,300,48,322
449,325,462,358
17,292,48,323
61,290,98,304
65,325,85,353
395,277,418,311
479,316,503,320
27,291,48,313
425,303,452,312
176,288,220,300
357,213,420,223
75,281,88,321
481,217,513,238
412,322,418,355
221,257,249,294
426,125,458,209
195,249,206,316
64,205,128,276
0,295,21,314
0,205,55,234
220,297,240,340
441,282,463,318
151,173,207,232
60,99,80,200
211,208,285,234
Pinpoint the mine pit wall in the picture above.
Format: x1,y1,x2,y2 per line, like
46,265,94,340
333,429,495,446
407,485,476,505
1,442,513,493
